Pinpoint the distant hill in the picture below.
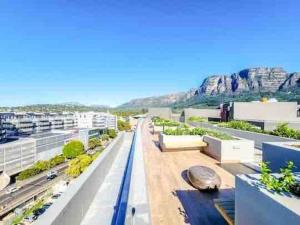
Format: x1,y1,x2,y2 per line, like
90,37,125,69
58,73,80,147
119,67,300,109
119,89,196,108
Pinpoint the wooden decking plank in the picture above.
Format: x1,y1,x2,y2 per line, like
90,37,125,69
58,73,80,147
214,199,235,225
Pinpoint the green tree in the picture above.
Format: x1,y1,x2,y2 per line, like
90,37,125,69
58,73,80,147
117,120,131,131
65,154,93,178
101,134,110,141
63,140,85,159
107,129,117,139
88,138,102,149
66,162,81,178
77,155,93,172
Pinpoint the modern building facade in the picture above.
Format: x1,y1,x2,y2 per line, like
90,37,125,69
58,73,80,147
0,117,6,143
0,112,78,135
76,112,117,130
0,128,100,176
220,101,300,130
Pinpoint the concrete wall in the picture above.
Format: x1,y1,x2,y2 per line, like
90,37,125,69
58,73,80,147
182,108,220,122
35,133,126,225
125,120,151,225
263,142,300,172
233,102,298,122
203,135,255,162
148,107,172,120
235,173,300,225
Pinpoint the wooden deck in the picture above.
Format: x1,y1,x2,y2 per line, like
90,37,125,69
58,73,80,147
141,120,236,225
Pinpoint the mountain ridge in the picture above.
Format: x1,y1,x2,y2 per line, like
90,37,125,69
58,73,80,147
120,67,300,108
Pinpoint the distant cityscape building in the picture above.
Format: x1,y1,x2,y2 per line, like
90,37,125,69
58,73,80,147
0,111,117,176
75,112,117,130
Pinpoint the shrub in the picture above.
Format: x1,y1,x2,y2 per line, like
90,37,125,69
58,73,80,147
117,120,131,131
50,155,65,168
260,161,296,193
63,140,85,159
187,116,207,122
66,162,81,178
66,154,93,178
16,154,66,181
88,138,102,149
152,117,180,127
107,129,117,139
271,123,300,139
219,120,263,133
17,167,41,180
101,134,110,141
35,160,50,171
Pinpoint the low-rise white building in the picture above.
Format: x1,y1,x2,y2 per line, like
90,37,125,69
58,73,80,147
75,112,117,130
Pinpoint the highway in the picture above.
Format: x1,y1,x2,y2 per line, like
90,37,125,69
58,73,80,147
189,122,295,150
0,165,67,217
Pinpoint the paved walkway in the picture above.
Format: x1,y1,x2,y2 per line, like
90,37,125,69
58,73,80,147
80,132,133,225
141,119,236,225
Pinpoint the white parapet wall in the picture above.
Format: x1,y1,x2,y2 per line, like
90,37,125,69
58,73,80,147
235,173,300,225
159,133,207,151
232,102,298,122
263,142,300,172
203,135,255,162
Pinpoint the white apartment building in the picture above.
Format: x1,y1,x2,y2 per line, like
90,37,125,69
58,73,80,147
0,112,78,135
75,112,117,130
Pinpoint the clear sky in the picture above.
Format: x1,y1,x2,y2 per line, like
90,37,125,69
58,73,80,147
0,0,299,107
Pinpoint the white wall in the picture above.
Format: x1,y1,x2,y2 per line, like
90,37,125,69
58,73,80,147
233,102,298,121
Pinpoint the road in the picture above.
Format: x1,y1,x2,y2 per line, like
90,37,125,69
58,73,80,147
189,122,295,150
0,165,67,216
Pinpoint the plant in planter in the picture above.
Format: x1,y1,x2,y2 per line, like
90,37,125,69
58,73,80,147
260,161,298,193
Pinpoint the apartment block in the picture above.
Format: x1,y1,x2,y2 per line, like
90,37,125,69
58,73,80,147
76,112,117,130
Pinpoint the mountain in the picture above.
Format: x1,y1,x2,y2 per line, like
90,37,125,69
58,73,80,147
120,67,300,108
197,67,300,95
119,89,196,108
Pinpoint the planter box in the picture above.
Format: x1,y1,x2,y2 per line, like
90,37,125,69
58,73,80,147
153,125,178,133
159,133,207,152
263,142,300,172
235,173,300,225
203,135,255,162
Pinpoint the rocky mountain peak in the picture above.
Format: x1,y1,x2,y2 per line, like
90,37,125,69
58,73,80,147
197,67,298,96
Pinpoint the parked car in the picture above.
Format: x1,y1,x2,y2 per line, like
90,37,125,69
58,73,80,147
6,186,19,194
51,193,61,200
33,207,45,216
24,214,37,223
42,202,52,209
47,170,58,180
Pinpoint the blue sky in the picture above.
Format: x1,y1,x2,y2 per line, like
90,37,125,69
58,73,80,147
0,0,299,107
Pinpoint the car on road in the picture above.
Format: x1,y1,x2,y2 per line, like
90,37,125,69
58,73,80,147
47,170,58,180
6,186,19,194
